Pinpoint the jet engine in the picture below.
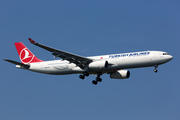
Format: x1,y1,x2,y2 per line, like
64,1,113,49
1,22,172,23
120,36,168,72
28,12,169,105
110,70,130,79
88,61,108,70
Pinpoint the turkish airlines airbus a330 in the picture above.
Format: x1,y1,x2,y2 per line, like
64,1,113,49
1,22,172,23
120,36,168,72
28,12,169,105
4,38,173,85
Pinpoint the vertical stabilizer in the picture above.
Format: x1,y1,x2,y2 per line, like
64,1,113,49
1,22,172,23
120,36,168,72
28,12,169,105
14,42,43,64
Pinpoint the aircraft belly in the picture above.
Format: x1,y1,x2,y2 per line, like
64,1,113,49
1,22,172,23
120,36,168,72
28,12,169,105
29,62,79,75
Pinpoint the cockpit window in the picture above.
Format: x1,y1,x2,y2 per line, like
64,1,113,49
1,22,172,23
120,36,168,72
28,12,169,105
163,53,169,55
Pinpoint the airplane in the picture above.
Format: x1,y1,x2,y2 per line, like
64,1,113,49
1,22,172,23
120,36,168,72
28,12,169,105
3,38,173,85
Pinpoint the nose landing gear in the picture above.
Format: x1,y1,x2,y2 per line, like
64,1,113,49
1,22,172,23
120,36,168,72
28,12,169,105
153,65,158,73
153,69,158,73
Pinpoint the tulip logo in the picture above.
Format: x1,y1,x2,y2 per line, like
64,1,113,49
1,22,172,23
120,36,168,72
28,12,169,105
20,48,34,63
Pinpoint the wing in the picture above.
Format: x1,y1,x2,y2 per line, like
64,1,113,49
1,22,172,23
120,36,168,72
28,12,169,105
28,38,93,69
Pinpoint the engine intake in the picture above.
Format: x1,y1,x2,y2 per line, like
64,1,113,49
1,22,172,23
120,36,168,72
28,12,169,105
110,70,130,79
88,61,108,70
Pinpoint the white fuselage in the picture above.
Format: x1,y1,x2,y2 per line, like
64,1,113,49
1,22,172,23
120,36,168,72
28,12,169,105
19,51,172,75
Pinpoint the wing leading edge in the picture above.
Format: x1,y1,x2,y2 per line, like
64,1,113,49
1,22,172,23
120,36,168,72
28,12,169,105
28,38,93,69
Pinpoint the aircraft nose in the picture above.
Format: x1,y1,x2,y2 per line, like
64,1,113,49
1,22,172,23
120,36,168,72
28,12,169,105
168,55,173,61
170,55,173,59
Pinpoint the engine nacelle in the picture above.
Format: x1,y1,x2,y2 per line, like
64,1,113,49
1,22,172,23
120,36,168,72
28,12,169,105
88,61,108,70
110,70,130,79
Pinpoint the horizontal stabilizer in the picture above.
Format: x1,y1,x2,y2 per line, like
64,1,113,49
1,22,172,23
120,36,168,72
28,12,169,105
3,59,30,69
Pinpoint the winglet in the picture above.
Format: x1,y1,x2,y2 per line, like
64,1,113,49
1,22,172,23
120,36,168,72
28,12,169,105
28,38,36,44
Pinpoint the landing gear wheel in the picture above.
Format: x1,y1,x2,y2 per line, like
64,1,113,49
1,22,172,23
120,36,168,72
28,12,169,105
79,75,85,79
153,69,158,73
92,80,98,85
96,77,102,82
84,72,89,77
153,65,158,73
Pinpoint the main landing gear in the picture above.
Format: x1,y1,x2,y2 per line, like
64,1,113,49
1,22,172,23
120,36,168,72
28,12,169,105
79,72,102,85
153,65,158,73
92,75,102,85
79,72,89,79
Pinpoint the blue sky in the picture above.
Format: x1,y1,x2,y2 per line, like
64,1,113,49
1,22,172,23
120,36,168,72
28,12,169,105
0,0,180,120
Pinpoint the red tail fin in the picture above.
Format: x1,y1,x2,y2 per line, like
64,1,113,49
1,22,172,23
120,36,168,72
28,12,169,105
14,42,43,64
